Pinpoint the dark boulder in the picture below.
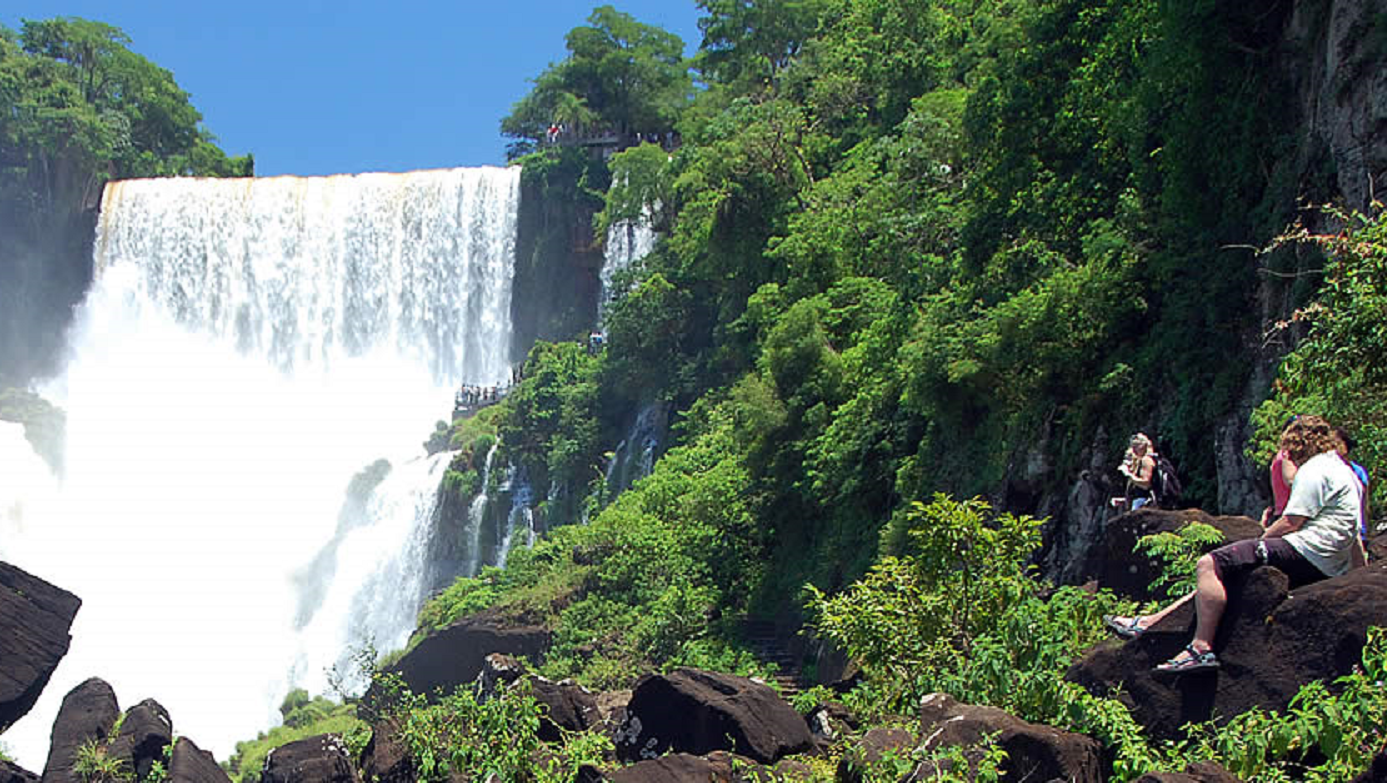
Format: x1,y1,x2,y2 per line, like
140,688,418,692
367,614,549,706
1089,509,1262,601
0,760,38,783
608,751,777,782
474,652,526,698
532,677,601,742
915,693,1103,783
261,734,359,783
0,562,81,732
167,737,231,783
614,668,813,765
472,652,600,741
836,727,916,783
1133,761,1243,782
108,699,173,780
1069,562,1387,741
41,678,120,783
358,719,412,783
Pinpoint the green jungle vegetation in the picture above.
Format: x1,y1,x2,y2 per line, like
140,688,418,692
0,17,251,384
411,1,1387,779
3,3,1385,781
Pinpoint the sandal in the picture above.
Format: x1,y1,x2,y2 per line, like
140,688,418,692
1103,615,1145,640
1154,643,1219,674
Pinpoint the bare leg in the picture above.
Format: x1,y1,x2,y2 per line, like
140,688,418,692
1142,591,1194,628
1106,590,1193,634
1189,553,1224,653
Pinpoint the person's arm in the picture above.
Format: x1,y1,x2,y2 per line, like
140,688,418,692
1262,513,1307,539
1281,456,1299,490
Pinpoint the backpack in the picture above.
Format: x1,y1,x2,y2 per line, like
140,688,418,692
1152,454,1183,508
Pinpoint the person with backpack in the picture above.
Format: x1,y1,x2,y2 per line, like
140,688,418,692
1115,432,1157,510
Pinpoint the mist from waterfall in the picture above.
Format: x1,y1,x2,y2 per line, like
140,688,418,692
0,166,520,769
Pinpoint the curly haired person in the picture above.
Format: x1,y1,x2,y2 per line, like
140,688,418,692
1104,415,1367,672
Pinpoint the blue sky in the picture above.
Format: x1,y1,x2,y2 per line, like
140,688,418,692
2,1,704,176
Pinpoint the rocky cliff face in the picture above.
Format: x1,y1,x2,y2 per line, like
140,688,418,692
0,204,97,386
1285,0,1387,212
509,173,604,363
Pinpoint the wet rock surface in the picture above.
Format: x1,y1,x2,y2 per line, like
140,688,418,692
614,668,813,765
0,562,81,733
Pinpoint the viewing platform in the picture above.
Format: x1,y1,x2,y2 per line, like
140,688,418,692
542,126,680,160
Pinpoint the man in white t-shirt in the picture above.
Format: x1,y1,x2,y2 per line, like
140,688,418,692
1103,415,1367,673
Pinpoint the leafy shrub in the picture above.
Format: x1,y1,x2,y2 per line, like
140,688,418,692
807,495,1049,693
224,692,362,783
1250,207,1387,519
414,568,507,635
1133,521,1225,600
72,739,130,783
368,672,610,783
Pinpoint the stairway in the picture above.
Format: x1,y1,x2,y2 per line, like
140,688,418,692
741,619,803,699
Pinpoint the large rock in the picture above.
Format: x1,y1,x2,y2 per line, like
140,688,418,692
0,562,81,732
836,728,916,783
0,761,38,783
614,668,813,765
915,693,1103,783
1134,761,1243,782
1283,0,1387,213
532,677,601,742
41,678,120,783
261,734,359,783
1070,562,1387,740
107,699,173,780
357,719,412,783
607,752,776,783
473,652,601,741
1089,508,1262,601
371,614,549,704
167,737,231,783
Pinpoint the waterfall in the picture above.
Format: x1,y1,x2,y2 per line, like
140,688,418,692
604,401,669,501
465,442,500,577
496,466,535,568
0,166,520,769
598,215,657,323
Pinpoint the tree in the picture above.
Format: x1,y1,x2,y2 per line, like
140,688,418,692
693,0,828,90
501,6,691,148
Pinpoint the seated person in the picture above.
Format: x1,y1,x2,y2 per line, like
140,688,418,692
1104,415,1367,672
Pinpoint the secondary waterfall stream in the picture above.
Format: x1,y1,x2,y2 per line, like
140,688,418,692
0,166,520,768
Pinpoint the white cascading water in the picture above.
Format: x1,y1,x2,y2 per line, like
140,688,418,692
598,215,657,323
0,166,520,769
465,442,499,577
497,467,535,569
